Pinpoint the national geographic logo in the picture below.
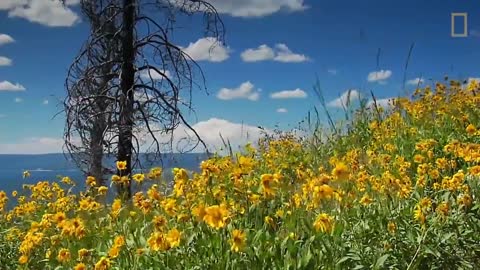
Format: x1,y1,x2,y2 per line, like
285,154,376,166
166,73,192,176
451,12,468,37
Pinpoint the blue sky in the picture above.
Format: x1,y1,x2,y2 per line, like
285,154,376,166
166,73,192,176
1,0,480,154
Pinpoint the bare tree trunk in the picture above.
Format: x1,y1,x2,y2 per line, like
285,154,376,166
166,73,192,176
117,0,136,199
89,113,106,185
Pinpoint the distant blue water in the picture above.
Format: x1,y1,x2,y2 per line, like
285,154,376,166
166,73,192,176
0,153,207,196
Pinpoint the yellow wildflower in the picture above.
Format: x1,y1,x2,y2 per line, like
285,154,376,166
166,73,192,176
111,175,121,183
203,205,229,229
313,213,334,233
147,232,170,251
166,228,181,248
19,255,28,264
74,263,87,270
387,221,396,234
57,248,71,263
108,245,120,258
359,194,373,206
466,124,477,135
116,161,127,171
98,186,108,195
230,229,246,252
94,256,111,270
86,176,96,187
436,202,449,217
132,173,145,183
332,162,349,180
78,248,89,261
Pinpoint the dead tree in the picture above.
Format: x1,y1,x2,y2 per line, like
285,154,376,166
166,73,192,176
63,0,224,199
64,0,121,186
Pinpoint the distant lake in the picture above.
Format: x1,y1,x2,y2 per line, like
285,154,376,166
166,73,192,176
0,153,208,196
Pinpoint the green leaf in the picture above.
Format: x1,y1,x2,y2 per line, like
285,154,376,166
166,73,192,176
337,256,351,265
424,247,440,258
440,232,455,244
373,254,389,269
301,249,313,268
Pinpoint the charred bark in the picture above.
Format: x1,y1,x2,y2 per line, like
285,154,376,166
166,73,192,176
116,0,136,199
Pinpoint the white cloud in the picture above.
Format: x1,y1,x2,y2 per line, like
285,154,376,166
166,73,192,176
276,108,288,113
0,0,27,10
204,0,307,17
273,43,309,63
182,37,230,62
0,56,12,66
0,137,63,154
217,81,260,101
15,97,23,103
241,45,275,62
140,69,171,80
270,88,307,99
240,43,309,63
43,99,49,105
0,81,26,91
406,77,424,85
467,77,480,84
367,70,392,83
327,89,361,108
0,119,266,154
0,34,14,45
328,68,337,75
184,118,267,152
462,77,480,91
367,97,395,109
5,0,80,27
139,118,270,154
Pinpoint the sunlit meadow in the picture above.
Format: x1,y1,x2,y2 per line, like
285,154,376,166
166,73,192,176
2,80,480,269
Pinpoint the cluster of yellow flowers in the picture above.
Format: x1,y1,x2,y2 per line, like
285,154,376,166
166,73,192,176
1,79,480,268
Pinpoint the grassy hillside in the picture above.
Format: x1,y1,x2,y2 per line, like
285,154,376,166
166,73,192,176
2,80,480,269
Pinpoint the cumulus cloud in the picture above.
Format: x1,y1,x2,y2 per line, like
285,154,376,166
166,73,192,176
367,70,392,83
0,56,12,66
327,89,361,108
182,37,230,62
203,0,307,17
0,81,26,91
0,137,63,154
461,77,480,91
273,43,309,62
139,118,270,154
406,77,424,85
467,77,480,84
0,34,14,46
367,97,395,109
276,108,288,113
0,119,268,154
270,88,307,99
3,0,80,27
241,43,309,63
182,118,268,152
217,81,260,101
241,45,275,62
139,69,171,80
0,0,27,10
